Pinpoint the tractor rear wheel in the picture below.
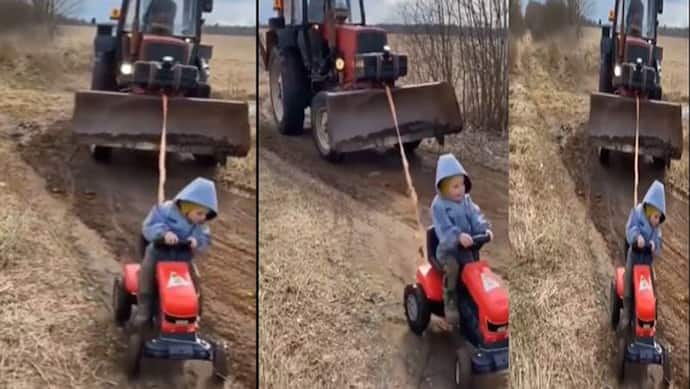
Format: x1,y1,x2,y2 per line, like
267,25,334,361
113,276,131,327
404,283,431,335
454,344,473,389
270,48,308,135
609,280,621,330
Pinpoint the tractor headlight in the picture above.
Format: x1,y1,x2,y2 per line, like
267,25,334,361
614,65,622,77
335,57,345,71
120,62,133,75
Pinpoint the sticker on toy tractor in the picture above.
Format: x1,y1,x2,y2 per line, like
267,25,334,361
639,276,652,291
167,272,191,288
481,272,500,292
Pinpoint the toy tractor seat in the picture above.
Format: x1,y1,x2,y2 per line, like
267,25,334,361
426,227,444,271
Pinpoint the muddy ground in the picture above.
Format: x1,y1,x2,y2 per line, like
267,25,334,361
257,56,510,387
510,28,688,389
0,26,256,388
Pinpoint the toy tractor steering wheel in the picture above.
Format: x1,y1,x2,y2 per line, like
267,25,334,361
459,233,492,261
152,237,193,250
631,241,654,266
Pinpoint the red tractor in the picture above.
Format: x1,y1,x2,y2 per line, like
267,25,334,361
260,0,462,161
609,242,671,386
404,228,509,387
112,239,227,380
589,0,682,168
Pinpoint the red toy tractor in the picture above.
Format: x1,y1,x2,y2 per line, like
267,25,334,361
112,239,227,380
404,228,509,387
609,241,671,386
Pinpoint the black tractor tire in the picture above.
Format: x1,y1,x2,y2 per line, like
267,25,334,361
404,283,431,336
662,345,672,388
598,147,610,166
609,280,621,330
454,344,473,389
311,93,343,162
91,54,117,91
212,341,229,382
113,276,132,327
652,156,669,170
194,153,226,167
598,40,613,93
269,47,309,135
616,335,627,382
92,145,112,163
126,332,144,377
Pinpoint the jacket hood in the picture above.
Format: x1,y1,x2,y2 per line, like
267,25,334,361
435,153,471,193
642,180,666,224
173,177,218,220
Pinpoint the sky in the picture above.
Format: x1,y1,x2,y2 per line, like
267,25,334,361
74,0,256,25
522,0,688,27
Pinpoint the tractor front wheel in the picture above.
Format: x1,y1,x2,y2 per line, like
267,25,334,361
404,283,431,335
311,93,343,162
212,341,229,382
454,345,473,389
126,332,144,377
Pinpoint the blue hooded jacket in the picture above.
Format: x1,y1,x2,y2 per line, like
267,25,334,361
430,154,490,259
142,177,219,252
626,180,665,255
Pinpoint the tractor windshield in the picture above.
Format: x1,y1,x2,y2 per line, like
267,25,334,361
126,0,198,37
308,0,363,25
623,0,657,39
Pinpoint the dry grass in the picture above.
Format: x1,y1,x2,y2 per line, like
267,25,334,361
0,180,118,388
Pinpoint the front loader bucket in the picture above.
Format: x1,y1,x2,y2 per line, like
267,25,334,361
322,82,462,153
72,91,251,157
588,92,683,159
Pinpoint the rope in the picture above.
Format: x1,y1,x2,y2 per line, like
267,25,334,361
634,95,639,207
384,85,427,264
158,93,168,204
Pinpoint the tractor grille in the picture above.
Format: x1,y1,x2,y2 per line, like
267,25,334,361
638,319,655,329
142,43,188,64
488,321,508,332
626,44,650,66
357,31,387,54
164,314,197,325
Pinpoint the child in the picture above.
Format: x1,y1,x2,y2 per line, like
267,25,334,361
132,177,218,329
431,153,493,326
621,179,665,328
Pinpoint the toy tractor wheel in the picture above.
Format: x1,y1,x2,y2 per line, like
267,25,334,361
404,283,431,335
126,332,144,377
615,335,627,382
454,345,473,389
212,341,229,382
662,345,671,388
113,276,131,326
609,280,621,330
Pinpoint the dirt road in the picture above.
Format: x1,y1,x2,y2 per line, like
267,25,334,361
258,80,509,387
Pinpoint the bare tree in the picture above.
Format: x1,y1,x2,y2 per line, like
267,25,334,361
399,0,508,135
32,0,82,32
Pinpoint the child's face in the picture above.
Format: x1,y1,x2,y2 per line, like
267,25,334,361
187,208,208,224
649,212,661,227
444,176,465,201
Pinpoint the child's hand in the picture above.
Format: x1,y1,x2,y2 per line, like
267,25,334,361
650,241,655,252
636,235,645,249
459,233,474,248
486,230,494,241
164,231,179,245
189,237,198,249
